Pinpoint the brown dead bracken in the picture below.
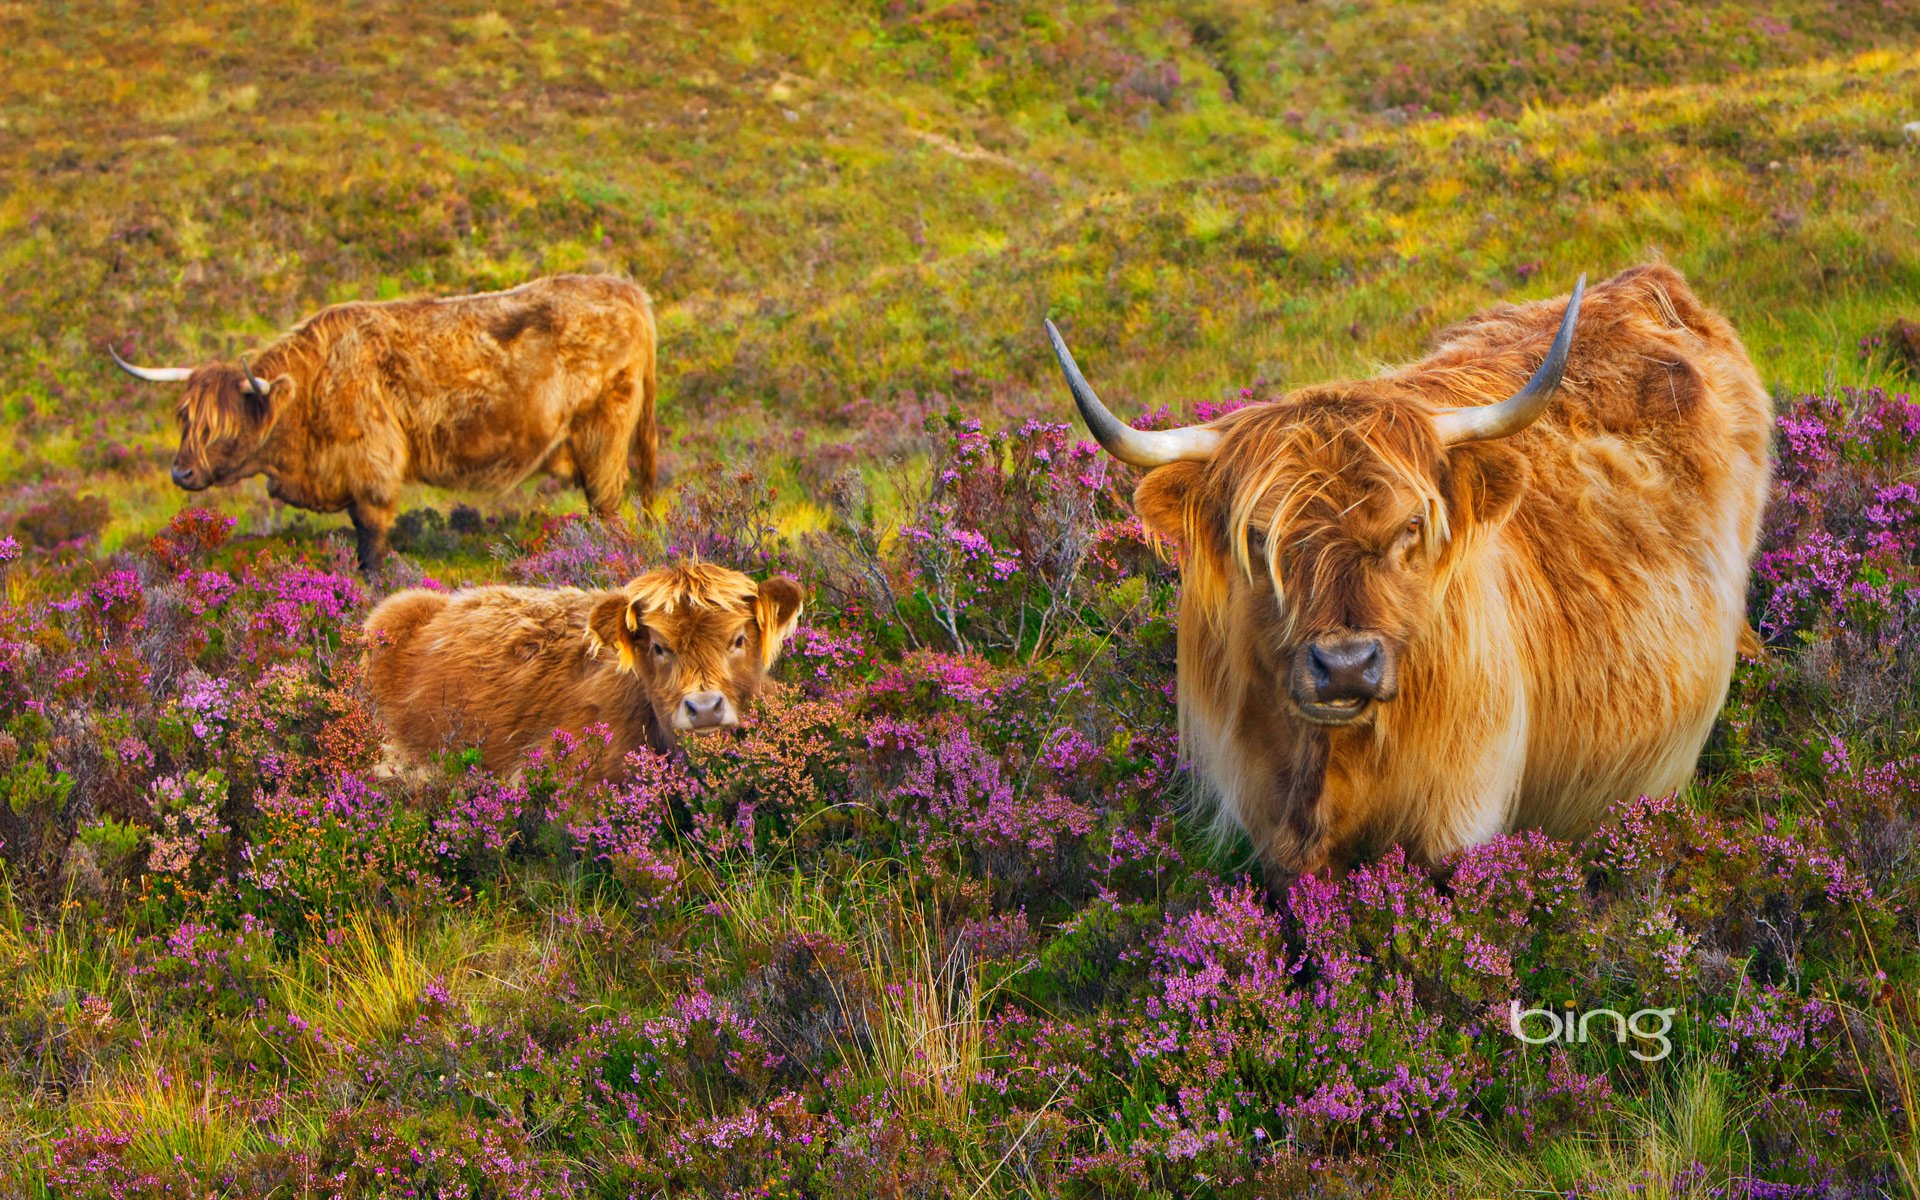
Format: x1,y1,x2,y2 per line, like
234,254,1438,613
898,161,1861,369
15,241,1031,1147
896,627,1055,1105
110,274,658,572
1046,263,1772,893
361,561,805,778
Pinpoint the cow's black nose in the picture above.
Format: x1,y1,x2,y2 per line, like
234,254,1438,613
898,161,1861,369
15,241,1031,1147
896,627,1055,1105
171,464,194,487
1308,639,1385,700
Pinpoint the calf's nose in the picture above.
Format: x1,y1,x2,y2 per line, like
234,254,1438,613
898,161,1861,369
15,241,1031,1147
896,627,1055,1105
1307,639,1385,700
682,691,729,726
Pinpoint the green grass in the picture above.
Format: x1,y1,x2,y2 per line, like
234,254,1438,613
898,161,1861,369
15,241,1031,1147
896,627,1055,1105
4,3,1917,552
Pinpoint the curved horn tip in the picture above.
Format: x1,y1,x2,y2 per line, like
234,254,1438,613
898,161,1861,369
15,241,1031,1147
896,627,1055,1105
1431,274,1587,446
1042,316,1222,468
1527,272,1585,394
238,354,271,396
107,343,195,383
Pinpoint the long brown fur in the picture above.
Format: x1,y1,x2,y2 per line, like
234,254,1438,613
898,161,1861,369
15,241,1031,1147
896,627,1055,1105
1130,264,1772,889
361,562,804,778
162,274,658,571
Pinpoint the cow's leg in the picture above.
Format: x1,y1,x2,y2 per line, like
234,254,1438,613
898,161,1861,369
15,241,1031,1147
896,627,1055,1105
634,352,658,512
1225,736,1334,905
349,498,396,575
569,406,631,524
1257,823,1332,905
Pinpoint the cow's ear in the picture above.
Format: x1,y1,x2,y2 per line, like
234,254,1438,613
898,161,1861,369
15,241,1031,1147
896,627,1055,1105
244,374,296,432
1444,441,1531,533
753,577,805,667
1135,461,1233,609
588,592,645,673
1134,461,1209,551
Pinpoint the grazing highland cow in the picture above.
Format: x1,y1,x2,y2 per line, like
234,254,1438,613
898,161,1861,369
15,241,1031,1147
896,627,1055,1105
1045,264,1771,891
111,274,658,572
362,562,803,778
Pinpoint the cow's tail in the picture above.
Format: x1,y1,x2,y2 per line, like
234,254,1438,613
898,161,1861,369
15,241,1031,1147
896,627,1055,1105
361,590,447,703
632,322,659,514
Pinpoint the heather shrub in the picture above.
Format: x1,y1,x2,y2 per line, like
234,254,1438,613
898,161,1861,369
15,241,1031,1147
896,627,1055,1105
1738,387,1920,760
40,1131,200,1200
806,413,1149,660
542,735,688,905
239,772,446,935
310,1104,575,1199
4,486,111,550
660,460,789,575
1861,318,1920,380
507,512,652,589
2,387,1917,1196
143,507,235,575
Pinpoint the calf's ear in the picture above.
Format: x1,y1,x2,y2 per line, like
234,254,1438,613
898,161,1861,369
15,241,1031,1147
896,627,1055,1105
588,592,644,673
754,577,805,667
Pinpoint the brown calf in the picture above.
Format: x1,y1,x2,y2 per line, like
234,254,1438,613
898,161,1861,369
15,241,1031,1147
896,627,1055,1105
362,562,804,778
111,274,658,572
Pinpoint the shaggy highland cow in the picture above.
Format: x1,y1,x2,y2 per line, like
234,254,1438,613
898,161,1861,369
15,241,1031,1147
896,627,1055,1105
361,562,804,778
111,274,658,572
1046,264,1772,891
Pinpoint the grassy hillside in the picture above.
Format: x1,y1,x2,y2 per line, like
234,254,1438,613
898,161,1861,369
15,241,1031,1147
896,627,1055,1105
3,3,1920,1197
3,0,1918,549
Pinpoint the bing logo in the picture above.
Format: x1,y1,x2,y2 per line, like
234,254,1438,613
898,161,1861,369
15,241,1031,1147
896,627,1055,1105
1508,999,1676,1062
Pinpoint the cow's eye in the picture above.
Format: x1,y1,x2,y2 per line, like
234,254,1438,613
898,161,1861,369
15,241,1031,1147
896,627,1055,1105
732,633,747,651
1405,515,1424,536
651,643,670,659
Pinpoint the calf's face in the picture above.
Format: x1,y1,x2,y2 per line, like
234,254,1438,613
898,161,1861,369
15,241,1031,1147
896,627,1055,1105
590,572,805,741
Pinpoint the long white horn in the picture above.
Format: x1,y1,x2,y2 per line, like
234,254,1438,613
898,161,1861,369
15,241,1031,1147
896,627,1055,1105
1045,319,1220,468
108,344,194,383
1432,275,1585,445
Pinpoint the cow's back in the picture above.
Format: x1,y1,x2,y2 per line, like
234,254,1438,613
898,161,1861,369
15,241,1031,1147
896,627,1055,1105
300,275,656,493
1408,264,1772,836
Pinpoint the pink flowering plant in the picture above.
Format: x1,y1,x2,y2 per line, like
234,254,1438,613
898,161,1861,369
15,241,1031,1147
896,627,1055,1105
2,393,1917,1196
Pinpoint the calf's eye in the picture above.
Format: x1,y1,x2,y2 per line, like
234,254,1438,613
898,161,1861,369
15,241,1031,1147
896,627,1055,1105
732,633,747,651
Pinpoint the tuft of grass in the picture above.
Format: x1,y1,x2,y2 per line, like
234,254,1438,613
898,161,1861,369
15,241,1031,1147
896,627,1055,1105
71,1055,251,1174
265,910,469,1071
1408,1055,1755,1199
1836,921,1920,1199
695,858,1059,1195
841,892,994,1134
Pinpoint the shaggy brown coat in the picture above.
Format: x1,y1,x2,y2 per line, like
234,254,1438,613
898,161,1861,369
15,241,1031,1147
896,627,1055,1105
1075,264,1771,889
362,563,804,777
133,274,657,571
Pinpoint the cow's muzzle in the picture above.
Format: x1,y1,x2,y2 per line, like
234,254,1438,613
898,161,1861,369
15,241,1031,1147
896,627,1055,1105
1289,636,1395,725
171,462,209,491
673,690,738,733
